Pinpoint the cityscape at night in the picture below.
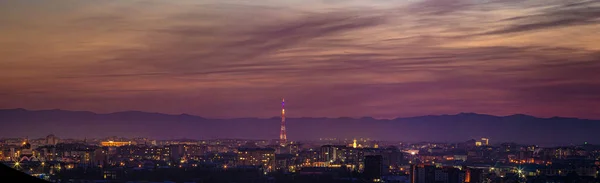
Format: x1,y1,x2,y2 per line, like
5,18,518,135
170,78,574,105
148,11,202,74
1,0,600,182
1,105,600,183
1,133,600,183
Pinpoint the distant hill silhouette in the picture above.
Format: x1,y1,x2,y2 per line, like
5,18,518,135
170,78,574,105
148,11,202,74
0,108,598,146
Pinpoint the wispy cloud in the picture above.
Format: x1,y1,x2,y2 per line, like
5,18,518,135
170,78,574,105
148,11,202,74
0,0,599,118
481,1,600,35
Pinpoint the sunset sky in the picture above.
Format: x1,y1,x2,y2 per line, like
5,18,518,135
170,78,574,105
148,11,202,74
1,0,599,119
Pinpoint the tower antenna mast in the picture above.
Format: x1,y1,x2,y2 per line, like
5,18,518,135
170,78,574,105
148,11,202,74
280,98,287,146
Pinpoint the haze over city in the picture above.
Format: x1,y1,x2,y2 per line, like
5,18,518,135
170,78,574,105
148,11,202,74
1,0,600,119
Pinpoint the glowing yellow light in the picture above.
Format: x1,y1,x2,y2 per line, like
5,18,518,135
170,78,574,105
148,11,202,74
475,142,482,146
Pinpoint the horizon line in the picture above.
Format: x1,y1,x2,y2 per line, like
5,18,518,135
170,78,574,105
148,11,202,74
0,107,593,120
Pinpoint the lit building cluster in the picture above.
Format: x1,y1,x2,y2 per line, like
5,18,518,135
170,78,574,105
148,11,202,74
1,135,599,183
237,147,275,172
100,141,131,147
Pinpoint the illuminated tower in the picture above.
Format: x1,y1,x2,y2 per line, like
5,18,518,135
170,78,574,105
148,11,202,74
280,98,287,146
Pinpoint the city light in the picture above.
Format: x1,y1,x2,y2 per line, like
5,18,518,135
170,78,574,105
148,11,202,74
0,110,594,183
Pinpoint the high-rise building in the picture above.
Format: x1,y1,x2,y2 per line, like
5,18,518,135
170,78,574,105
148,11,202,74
411,164,465,183
321,145,338,163
93,148,109,167
46,134,59,146
364,155,383,181
465,167,485,183
275,154,296,172
381,147,404,173
411,164,435,183
169,144,185,161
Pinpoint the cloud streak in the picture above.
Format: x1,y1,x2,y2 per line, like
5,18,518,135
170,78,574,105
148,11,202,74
0,0,599,119
481,1,600,35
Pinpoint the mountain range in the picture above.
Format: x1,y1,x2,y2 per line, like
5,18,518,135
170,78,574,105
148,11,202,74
1,108,598,146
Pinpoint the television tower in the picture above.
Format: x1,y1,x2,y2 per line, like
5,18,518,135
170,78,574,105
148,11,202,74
280,98,287,146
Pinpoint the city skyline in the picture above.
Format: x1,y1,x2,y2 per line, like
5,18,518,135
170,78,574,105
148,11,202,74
1,108,598,146
2,126,598,183
1,0,600,119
